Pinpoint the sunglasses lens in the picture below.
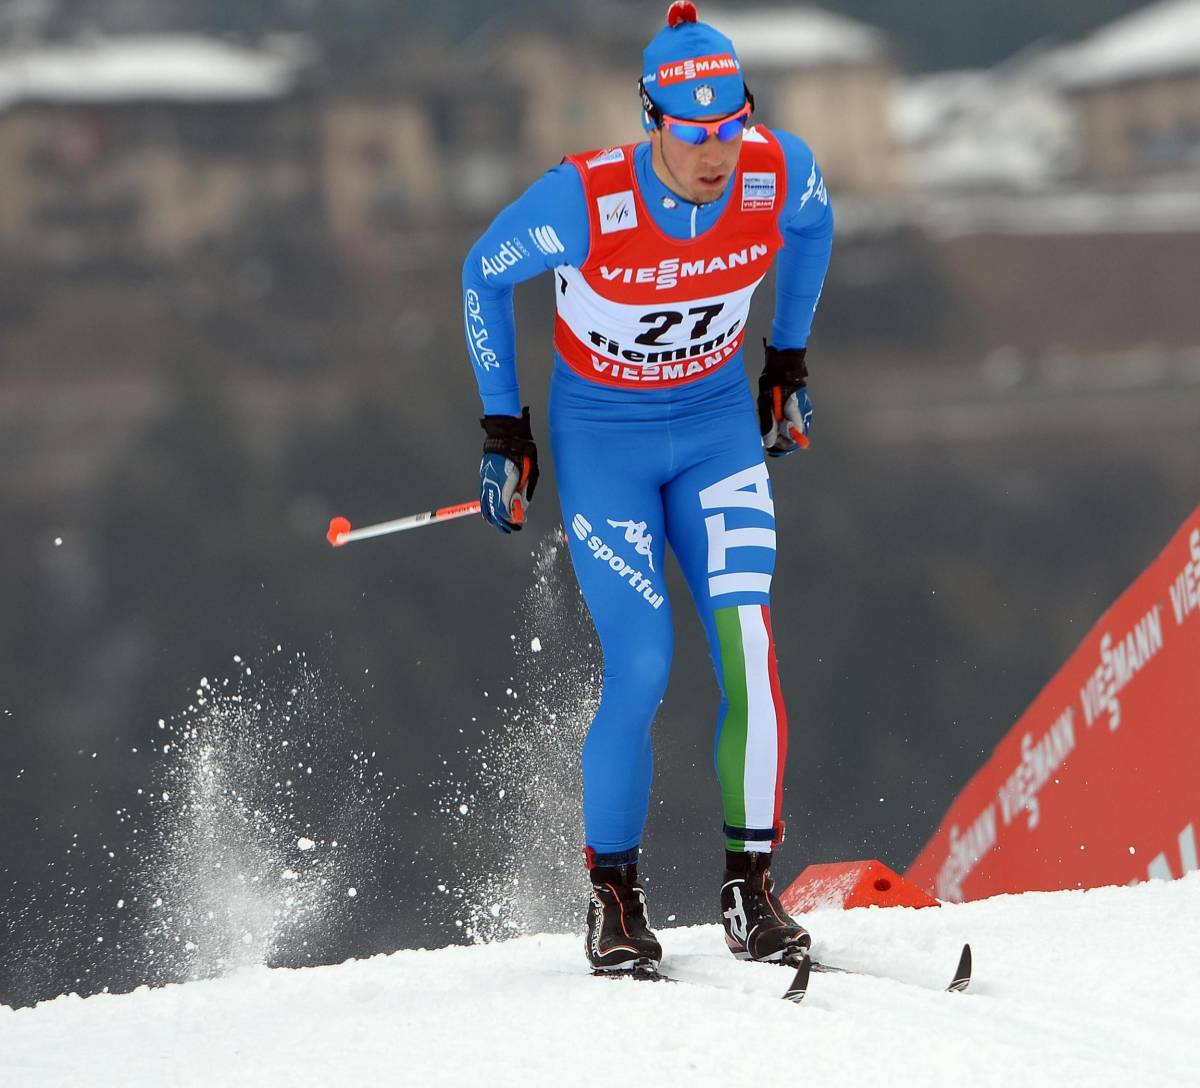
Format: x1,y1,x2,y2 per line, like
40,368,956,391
717,115,749,142
668,122,709,145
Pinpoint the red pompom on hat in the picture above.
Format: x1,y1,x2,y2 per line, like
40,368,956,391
667,1,698,28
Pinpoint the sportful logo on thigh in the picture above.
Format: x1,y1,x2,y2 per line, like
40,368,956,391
571,514,664,609
699,465,776,599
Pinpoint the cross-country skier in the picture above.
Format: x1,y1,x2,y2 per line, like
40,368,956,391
463,1,834,974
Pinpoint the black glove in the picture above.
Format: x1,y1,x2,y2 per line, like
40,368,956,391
757,341,812,458
479,407,540,534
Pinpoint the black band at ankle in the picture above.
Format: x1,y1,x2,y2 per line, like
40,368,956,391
724,822,783,843
584,845,639,870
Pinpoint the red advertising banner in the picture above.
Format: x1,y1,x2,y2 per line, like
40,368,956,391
907,505,1200,902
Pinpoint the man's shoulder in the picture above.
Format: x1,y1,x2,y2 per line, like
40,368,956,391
525,160,589,208
749,126,815,172
763,127,820,173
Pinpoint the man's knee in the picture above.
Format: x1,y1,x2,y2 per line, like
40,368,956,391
606,644,672,707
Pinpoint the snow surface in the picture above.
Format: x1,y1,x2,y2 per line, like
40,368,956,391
3,873,1198,1087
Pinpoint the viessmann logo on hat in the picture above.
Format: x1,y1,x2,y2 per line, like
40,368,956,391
657,52,739,87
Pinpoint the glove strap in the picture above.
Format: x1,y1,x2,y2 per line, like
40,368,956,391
761,340,808,391
481,406,534,459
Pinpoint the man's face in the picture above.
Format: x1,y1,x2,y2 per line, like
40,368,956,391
651,119,743,205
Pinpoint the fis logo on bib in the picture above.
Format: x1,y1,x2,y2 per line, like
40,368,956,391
480,237,529,278
741,172,776,212
597,191,637,235
571,513,663,609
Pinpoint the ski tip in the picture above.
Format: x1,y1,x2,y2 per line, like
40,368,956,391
947,943,972,993
782,953,812,1004
326,516,351,548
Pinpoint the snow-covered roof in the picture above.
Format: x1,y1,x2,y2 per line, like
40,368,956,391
702,6,889,69
1057,0,1200,90
0,35,301,111
893,51,1080,191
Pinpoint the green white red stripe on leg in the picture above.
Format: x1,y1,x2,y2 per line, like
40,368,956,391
714,603,787,850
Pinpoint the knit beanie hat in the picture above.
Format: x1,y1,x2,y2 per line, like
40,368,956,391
640,2,746,130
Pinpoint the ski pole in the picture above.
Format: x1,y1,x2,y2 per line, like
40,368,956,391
326,500,481,547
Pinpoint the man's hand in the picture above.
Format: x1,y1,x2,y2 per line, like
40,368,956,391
479,407,540,533
757,342,812,458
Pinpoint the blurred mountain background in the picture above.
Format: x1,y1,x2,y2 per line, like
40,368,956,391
2,0,1198,1008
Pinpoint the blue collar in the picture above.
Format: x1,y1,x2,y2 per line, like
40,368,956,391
633,141,734,240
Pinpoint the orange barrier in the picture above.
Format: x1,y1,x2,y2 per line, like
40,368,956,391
780,859,939,914
906,505,1200,902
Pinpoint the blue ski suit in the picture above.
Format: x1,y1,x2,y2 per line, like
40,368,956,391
463,129,833,858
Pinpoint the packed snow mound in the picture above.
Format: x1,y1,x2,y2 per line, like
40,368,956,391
3,874,1198,1087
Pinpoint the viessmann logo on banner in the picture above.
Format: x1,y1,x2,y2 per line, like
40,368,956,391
657,53,739,86
906,505,1200,903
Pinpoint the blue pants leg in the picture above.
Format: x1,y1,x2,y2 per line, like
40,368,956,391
664,413,786,853
550,363,788,857
552,424,676,849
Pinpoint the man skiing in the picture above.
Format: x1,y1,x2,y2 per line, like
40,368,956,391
462,1,834,974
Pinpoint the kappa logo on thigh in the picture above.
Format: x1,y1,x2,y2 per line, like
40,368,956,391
606,518,655,572
698,465,777,599
571,513,664,609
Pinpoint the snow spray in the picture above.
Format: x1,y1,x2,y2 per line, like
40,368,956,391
132,647,385,982
434,529,602,942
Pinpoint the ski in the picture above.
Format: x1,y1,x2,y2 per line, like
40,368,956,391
592,958,675,983
593,956,815,1004
591,943,968,1003
804,942,972,993
781,953,812,1003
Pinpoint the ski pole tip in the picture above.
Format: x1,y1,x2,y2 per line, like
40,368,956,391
327,516,352,547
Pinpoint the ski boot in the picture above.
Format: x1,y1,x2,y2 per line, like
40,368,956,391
585,853,662,974
720,850,810,963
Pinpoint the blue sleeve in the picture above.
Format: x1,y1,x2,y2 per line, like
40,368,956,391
463,164,590,416
770,129,834,351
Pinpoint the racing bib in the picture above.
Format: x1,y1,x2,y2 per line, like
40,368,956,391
556,128,787,390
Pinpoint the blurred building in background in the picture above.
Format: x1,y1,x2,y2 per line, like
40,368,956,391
893,49,1079,193
1060,0,1200,179
704,6,902,193
0,3,910,275
500,4,903,195
0,34,317,264
887,0,1200,357
896,0,1200,191
2,2,1199,270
